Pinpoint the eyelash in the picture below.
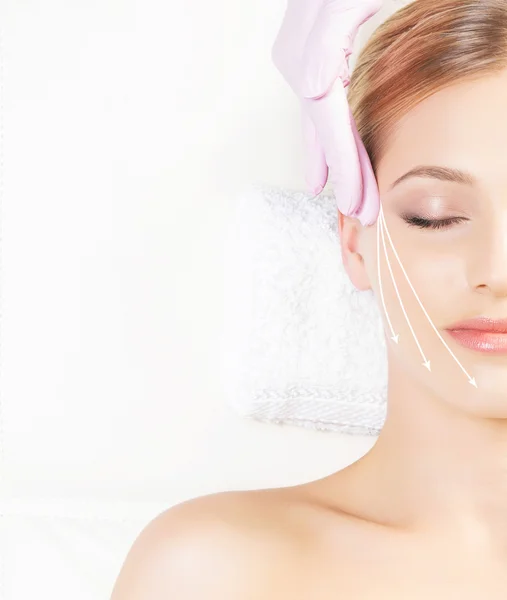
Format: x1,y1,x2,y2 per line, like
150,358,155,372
402,216,468,230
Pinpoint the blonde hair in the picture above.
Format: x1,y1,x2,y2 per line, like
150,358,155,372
347,0,507,176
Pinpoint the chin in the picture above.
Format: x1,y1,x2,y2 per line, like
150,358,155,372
447,366,507,418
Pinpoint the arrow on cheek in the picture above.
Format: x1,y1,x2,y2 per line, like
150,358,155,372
377,206,430,371
378,205,477,388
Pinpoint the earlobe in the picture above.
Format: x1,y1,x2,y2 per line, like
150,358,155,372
338,210,372,292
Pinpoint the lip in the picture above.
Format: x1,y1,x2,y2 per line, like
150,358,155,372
445,318,507,354
446,317,507,333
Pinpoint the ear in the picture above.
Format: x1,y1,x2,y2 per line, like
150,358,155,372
338,210,372,292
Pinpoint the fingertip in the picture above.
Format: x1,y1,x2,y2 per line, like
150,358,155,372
305,180,326,199
302,143,328,196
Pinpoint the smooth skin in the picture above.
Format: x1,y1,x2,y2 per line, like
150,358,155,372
110,68,507,600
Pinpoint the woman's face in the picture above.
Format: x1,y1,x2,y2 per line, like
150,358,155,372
340,67,507,417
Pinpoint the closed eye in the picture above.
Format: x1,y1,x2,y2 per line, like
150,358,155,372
402,216,468,230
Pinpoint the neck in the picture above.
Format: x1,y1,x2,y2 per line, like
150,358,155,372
346,359,507,555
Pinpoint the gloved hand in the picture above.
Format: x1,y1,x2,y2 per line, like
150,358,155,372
271,0,383,226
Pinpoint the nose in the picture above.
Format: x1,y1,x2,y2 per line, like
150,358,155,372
471,213,507,298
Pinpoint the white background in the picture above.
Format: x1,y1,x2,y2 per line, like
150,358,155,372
0,0,405,598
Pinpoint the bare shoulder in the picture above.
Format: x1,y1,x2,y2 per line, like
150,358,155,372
109,487,321,600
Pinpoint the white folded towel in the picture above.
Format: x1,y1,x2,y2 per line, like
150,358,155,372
220,183,388,436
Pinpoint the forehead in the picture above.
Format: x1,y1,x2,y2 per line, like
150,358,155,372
376,68,507,195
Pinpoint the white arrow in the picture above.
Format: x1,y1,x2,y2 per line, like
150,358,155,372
379,209,430,371
380,206,477,388
376,205,399,344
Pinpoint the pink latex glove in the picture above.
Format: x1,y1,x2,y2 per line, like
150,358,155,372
271,0,383,226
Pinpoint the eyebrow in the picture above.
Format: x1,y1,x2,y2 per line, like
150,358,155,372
388,165,477,191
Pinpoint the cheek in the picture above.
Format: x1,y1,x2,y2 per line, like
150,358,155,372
363,223,463,320
383,245,464,322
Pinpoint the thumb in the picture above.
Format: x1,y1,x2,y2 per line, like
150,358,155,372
301,109,328,194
